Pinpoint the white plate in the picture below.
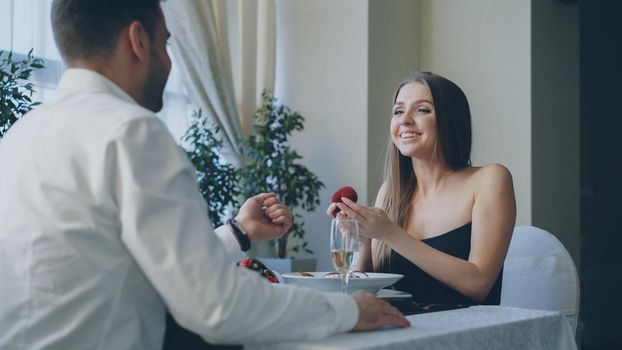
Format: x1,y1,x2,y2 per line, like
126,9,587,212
281,272,403,294
376,289,412,300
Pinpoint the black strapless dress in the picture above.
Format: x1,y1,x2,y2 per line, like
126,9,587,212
388,222,502,305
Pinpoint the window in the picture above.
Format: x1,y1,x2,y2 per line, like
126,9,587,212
0,0,192,141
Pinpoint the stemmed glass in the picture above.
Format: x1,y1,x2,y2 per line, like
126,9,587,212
330,217,359,294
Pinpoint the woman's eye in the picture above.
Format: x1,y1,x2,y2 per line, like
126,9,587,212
417,107,431,113
392,110,403,116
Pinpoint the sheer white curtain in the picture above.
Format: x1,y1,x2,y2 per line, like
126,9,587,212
161,0,276,165
0,0,192,143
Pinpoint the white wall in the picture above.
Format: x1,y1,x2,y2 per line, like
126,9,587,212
367,0,419,206
415,0,580,261
531,0,580,262
418,0,532,225
275,0,368,271
275,0,535,270
275,0,582,270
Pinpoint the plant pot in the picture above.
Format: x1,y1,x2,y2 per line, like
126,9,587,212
247,240,277,258
260,258,317,274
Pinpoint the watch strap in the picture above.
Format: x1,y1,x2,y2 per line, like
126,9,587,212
227,218,251,252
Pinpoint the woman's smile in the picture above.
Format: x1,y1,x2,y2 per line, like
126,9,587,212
400,132,422,140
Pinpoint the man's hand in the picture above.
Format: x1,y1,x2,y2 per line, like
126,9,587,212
351,291,410,331
235,193,293,241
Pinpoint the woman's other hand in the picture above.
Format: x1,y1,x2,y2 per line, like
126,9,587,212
334,197,398,241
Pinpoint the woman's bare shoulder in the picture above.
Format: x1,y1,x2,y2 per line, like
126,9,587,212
468,163,513,182
479,163,511,174
467,164,514,197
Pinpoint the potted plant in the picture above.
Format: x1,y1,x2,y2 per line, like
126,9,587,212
182,109,240,227
0,49,45,139
183,91,323,271
238,91,323,270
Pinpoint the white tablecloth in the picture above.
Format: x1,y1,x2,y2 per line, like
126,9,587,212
245,306,577,350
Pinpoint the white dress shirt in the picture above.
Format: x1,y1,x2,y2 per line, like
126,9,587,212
0,69,357,350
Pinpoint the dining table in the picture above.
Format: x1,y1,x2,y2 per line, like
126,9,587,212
245,305,576,350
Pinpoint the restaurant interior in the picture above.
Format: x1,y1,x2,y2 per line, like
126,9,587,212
1,0,620,349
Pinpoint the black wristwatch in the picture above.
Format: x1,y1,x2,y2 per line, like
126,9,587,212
227,218,251,252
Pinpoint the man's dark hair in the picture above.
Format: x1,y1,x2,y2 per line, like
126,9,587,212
51,0,161,63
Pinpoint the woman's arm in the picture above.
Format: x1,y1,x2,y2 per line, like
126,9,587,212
339,165,516,302
355,238,373,272
358,183,389,271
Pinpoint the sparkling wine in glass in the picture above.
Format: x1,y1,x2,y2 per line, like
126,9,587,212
330,218,359,294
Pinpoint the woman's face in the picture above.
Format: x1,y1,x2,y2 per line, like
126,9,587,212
390,82,438,159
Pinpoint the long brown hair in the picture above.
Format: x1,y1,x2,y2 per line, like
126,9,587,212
374,71,472,271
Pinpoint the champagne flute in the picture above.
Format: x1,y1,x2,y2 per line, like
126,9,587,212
330,217,359,294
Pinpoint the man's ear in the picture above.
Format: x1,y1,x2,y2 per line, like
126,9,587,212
127,21,149,62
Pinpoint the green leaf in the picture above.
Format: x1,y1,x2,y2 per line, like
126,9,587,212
0,49,45,139
237,90,324,258
181,109,241,227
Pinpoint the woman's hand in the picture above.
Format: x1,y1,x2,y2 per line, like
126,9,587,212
236,193,293,241
331,197,398,241
327,200,375,271
326,202,338,218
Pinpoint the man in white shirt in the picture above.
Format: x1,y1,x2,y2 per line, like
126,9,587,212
0,0,409,349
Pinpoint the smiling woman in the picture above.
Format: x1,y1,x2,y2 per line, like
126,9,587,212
328,71,516,306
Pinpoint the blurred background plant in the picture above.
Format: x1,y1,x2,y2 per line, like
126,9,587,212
238,91,324,258
0,49,45,139
184,91,323,259
182,109,240,227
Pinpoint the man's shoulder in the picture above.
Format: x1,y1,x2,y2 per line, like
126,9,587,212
45,89,160,136
60,89,152,120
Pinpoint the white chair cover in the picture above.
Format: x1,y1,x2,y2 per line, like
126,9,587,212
501,226,580,335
